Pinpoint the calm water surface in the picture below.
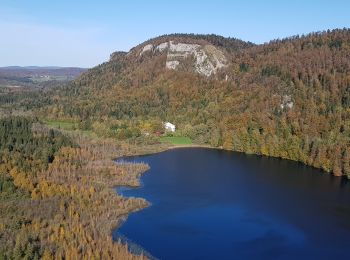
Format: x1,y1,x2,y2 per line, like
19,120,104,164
112,148,350,260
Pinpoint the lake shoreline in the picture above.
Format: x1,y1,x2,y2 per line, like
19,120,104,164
113,146,350,259
112,141,349,258
111,143,223,257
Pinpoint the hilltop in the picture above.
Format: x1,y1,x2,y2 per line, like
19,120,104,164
8,29,350,178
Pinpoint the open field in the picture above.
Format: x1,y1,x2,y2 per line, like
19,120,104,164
160,136,192,145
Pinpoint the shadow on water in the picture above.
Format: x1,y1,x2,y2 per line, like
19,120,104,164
113,148,350,260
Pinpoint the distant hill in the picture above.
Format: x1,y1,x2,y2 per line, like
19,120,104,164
0,66,88,88
23,29,350,178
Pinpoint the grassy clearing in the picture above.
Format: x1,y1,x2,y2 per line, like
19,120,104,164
160,136,192,145
45,120,78,130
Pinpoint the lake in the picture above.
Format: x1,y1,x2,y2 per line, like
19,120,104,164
113,148,350,260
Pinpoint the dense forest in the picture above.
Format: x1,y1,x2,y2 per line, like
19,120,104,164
0,116,156,259
27,29,350,178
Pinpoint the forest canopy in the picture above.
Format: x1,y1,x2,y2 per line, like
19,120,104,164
21,29,350,178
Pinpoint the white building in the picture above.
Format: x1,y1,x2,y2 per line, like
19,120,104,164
164,122,176,132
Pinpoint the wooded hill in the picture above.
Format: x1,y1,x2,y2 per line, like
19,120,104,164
26,29,350,178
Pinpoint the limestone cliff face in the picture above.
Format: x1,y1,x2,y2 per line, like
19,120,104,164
137,41,228,77
105,34,253,80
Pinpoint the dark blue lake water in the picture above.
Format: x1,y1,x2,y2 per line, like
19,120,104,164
112,148,350,260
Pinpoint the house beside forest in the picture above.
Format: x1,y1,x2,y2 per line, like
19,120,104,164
164,122,176,132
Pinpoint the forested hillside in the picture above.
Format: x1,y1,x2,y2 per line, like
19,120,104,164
1,28,350,259
7,29,350,178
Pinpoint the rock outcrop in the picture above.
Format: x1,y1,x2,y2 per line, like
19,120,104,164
138,41,228,77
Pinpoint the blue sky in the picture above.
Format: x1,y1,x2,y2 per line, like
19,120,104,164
1,0,349,67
